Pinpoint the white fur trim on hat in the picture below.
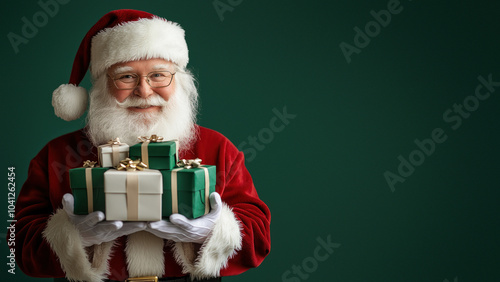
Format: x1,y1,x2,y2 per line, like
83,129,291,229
90,17,189,78
52,84,88,121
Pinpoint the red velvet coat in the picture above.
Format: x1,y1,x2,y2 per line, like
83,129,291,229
14,126,271,280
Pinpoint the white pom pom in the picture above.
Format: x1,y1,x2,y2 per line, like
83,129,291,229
52,84,88,121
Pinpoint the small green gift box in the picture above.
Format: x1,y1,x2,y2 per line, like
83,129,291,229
69,163,109,215
161,161,216,219
129,136,178,170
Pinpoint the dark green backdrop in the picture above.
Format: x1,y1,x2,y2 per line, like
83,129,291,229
1,1,499,281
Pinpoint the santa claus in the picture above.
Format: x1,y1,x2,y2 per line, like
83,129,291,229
13,9,271,282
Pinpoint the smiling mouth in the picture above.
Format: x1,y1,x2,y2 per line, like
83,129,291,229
126,105,160,112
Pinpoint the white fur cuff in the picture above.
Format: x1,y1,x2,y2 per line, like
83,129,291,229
42,208,113,282
173,203,242,279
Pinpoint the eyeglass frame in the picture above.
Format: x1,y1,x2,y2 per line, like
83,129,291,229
108,70,176,90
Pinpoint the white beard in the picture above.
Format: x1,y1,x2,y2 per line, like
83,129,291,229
86,70,198,152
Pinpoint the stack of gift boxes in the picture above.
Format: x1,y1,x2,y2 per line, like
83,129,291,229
69,136,216,221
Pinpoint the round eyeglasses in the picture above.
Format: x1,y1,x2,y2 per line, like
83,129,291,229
109,71,176,90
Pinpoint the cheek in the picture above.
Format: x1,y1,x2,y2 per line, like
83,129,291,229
112,91,131,103
157,80,176,101
108,80,132,103
108,83,130,103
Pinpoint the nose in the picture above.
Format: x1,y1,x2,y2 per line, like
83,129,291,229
134,76,154,98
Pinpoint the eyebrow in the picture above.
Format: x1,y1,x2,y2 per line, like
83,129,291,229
153,64,173,71
112,64,173,75
113,66,134,74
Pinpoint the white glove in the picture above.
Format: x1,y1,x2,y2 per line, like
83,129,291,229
146,192,222,244
62,193,147,247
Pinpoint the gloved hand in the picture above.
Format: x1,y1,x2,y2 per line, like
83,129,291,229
62,193,146,247
146,192,222,244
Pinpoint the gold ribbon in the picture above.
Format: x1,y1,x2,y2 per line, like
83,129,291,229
171,167,183,214
202,167,210,215
108,138,122,167
176,158,202,169
98,138,122,167
138,135,163,167
116,158,147,171
126,173,139,220
172,158,210,215
116,158,147,220
107,137,122,145
85,168,93,213
137,135,179,167
83,160,97,168
138,134,164,143
82,160,97,213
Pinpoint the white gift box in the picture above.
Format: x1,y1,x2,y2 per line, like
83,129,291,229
104,169,163,221
98,143,129,168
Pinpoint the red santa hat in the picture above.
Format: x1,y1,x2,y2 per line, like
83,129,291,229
52,9,189,121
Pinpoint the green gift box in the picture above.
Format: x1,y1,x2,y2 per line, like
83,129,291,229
161,165,216,219
69,167,109,215
129,139,178,170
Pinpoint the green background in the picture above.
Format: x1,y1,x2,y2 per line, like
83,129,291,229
1,0,499,281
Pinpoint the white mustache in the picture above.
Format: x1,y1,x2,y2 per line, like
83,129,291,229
116,94,169,108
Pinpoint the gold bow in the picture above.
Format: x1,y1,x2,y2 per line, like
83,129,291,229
117,158,148,171
82,160,97,168
138,134,164,143
107,137,122,145
176,158,202,169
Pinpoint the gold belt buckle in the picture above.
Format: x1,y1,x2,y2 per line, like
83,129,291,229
125,276,158,282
